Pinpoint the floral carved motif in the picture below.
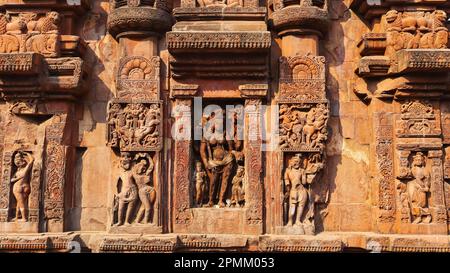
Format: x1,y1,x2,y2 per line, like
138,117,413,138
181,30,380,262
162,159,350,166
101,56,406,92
117,56,160,101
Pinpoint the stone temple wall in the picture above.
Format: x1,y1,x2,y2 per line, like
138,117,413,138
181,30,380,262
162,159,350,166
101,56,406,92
0,0,449,252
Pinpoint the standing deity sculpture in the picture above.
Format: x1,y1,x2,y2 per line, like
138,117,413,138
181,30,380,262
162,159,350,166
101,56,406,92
399,152,432,224
200,111,235,207
11,151,34,222
113,152,138,226
133,154,156,224
283,154,308,227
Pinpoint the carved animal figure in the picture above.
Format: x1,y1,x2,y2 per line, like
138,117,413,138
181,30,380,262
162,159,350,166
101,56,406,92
28,11,60,33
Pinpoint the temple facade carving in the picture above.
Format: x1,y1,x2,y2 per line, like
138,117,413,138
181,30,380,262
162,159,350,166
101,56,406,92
0,0,449,252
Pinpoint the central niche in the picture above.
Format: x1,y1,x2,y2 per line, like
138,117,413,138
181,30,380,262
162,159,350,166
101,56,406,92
192,101,245,208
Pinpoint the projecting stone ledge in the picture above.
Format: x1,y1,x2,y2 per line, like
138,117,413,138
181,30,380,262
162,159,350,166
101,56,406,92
2,232,450,253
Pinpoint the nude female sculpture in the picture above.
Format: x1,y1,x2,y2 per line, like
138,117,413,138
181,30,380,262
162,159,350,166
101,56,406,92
11,151,34,222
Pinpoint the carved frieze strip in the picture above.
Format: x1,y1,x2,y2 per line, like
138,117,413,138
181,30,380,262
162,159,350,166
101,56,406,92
173,7,266,21
0,56,86,99
99,236,177,253
239,84,268,98
111,0,171,11
0,237,48,251
167,32,271,50
396,143,442,151
390,49,450,74
0,53,43,75
259,236,343,252
180,0,259,8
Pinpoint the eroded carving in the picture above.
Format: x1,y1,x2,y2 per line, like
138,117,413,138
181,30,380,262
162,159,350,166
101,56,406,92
283,153,323,234
0,11,61,57
397,151,432,224
117,56,160,100
113,152,157,226
10,151,34,222
396,100,440,137
107,102,162,151
279,103,328,151
198,106,245,208
385,10,449,58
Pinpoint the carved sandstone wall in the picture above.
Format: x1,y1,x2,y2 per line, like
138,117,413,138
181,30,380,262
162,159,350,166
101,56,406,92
0,0,449,252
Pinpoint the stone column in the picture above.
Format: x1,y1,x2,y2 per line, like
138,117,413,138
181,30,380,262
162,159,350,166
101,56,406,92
105,0,173,233
270,0,330,235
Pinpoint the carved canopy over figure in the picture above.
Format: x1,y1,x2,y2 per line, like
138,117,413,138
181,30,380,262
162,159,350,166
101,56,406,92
11,151,34,222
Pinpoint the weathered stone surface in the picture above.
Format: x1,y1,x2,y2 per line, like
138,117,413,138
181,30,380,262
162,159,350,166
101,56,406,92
0,0,449,253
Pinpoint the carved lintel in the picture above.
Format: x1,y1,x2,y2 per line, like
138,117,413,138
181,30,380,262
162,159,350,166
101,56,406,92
239,84,268,98
170,84,199,99
0,53,43,75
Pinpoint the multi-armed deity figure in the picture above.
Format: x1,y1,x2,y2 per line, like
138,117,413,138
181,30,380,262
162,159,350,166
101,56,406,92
11,151,34,222
283,154,308,226
404,152,432,224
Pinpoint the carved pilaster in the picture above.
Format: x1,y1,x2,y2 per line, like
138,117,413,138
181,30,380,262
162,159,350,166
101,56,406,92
244,99,263,231
172,99,193,227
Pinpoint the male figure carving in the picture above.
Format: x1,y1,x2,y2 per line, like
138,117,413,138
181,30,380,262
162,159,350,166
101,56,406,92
284,154,308,226
114,152,138,226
